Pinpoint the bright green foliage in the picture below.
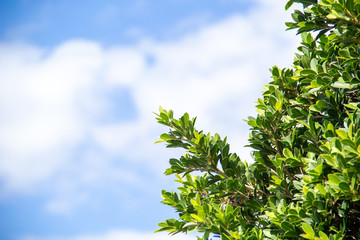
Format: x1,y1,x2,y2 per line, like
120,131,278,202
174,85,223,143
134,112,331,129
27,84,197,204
155,1,360,239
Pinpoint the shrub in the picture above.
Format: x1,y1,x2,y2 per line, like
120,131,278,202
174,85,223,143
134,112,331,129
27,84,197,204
155,1,360,239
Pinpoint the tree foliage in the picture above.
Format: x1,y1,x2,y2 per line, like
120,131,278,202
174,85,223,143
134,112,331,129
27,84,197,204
155,1,360,239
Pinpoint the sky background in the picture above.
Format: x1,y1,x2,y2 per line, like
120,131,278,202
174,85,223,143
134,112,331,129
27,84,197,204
0,0,301,239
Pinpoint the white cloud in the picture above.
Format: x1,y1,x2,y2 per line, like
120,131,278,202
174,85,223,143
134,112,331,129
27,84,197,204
0,0,300,216
0,40,102,193
102,47,146,85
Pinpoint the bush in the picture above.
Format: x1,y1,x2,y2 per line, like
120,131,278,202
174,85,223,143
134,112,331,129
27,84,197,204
155,1,360,239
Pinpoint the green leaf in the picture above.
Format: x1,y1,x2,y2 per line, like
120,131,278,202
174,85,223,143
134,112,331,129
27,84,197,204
309,104,321,112
283,148,293,158
285,1,294,10
245,199,262,211
331,81,351,89
190,214,205,223
310,58,318,72
160,112,169,122
322,154,337,168
319,231,329,240
315,184,326,195
336,129,348,139
225,204,233,216
328,174,341,185
339,182,350,191
183,222,198,228
281,221,294,231
181,112,189,125
316,100,327,110
301,69,317,76
160,133,172,140
272,66,280,77
301,222,315,239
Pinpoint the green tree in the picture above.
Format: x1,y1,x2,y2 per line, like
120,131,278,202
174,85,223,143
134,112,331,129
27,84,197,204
155,1,360,239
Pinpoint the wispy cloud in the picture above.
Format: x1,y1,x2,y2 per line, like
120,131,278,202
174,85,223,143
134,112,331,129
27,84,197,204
0,0,300,237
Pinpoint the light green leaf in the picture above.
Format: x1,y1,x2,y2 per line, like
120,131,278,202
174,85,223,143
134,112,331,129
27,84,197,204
283,148,293,158
190,214,204,223
319,231,329,240
309,104,321,112
328,174,341,185
315,184,326,195
331,81,351,89
321,154,338,168
310,58,318,72
336,129,348,139
160,133,172,140
316,100,327,110
301,222,315,239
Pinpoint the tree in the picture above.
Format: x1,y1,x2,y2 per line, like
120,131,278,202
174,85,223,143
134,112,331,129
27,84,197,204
155,1,360,239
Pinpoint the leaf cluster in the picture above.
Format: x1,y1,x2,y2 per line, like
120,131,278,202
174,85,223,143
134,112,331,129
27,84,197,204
155,1,360,239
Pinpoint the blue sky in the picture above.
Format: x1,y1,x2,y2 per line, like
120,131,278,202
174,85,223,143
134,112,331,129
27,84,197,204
0,1,300,240
0,0,252,46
